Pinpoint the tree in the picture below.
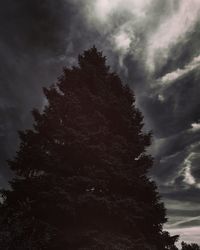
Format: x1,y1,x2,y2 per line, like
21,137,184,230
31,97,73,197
0,47,178,249
181,242,200,250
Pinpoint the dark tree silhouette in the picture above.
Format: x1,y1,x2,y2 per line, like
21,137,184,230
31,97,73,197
181,241,200,250
0,47,178,249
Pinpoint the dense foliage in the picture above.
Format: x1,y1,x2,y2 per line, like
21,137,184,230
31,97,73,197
0,47,178,249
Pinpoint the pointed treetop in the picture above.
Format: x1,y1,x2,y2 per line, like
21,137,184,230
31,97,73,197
78,46,109,73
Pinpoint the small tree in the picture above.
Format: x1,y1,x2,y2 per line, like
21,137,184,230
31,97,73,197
181,242,200,250
0,47,178,249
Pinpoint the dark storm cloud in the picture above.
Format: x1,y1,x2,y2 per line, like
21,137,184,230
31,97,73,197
120,2,200,239
164,187,200,203
0,0,121,185
0,0,95,184
140,68,200,137
0,0,90,54
169,209,200,218
144,68,200,188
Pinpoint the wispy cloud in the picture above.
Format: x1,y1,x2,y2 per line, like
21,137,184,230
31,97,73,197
147,0,200,71
158,54,200,85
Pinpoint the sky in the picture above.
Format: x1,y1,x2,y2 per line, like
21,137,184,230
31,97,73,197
1,0,200,245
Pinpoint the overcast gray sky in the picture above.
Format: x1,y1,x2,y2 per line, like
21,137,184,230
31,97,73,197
1,0,200,245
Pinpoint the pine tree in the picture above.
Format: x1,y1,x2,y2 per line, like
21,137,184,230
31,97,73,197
0,47,178,249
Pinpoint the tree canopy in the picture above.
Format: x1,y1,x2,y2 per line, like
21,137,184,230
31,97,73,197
0,47,179,249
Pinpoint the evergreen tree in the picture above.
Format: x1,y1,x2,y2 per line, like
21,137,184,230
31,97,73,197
0,47,178,249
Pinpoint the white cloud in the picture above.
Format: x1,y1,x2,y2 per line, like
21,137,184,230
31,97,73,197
114,31,131,51
157,54,200,85
158,94,165,102
147,0,200,71
160,68,186,84
94,0,120,21
191,122,200,132
93,0,152,21
183,153,196,186
183,153,200,188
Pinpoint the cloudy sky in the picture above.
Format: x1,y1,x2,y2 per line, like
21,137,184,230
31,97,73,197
1,0,200,245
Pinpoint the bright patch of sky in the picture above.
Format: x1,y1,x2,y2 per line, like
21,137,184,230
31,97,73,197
93,0,200,74
147,0,200,71
183,153,200,188
168,226,200,247
191,122,200,132
183,153,196,186
114,31,131,51
94,0,152,21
